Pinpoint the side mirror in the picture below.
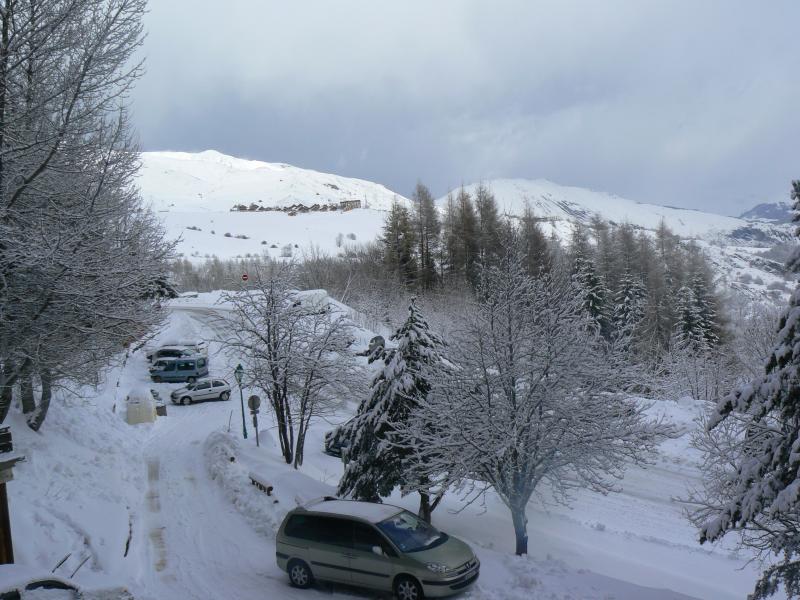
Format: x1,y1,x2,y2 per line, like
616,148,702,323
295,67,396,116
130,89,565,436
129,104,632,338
371,545,384,557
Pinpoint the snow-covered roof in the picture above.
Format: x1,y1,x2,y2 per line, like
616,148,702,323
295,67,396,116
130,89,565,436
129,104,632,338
305,499,403,523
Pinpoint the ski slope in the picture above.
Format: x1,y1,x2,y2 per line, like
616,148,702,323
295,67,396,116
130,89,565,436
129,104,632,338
5,293,782,600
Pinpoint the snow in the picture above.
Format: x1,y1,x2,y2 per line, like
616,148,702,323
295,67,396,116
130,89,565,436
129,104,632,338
436,178,786,241
303,499,404,523
137,150,791,302
5,292,784,600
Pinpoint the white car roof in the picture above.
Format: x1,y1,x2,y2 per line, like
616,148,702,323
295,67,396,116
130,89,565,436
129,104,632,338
305,499,404,523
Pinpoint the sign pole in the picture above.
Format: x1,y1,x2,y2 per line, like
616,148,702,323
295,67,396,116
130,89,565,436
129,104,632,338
248,395,261,448
234,364,248,440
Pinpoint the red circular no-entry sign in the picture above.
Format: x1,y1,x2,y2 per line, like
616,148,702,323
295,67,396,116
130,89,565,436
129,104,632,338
241,273,249,282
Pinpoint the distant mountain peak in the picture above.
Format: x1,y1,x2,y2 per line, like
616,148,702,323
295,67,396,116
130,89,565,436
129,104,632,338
739,201,793,224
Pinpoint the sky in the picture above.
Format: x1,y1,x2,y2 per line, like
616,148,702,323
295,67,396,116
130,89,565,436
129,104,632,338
132,1,800,216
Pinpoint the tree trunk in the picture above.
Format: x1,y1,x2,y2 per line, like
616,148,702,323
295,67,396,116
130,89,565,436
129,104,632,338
294,422,306,469
0,363,12,424
20,372,34,414
26,368,50,432
510,503,528,555
418,492,432,523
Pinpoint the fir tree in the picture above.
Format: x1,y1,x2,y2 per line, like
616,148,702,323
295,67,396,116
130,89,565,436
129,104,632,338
337,299,445,516
698,180,800,599
673,285,706,350
573,254,610,338
612,269,646,349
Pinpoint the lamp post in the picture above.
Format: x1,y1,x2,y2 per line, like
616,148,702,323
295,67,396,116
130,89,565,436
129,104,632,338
234,364,248,439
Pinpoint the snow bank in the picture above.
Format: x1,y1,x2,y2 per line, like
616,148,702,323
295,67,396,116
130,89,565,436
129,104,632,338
203,431,283,538
203,430,338,538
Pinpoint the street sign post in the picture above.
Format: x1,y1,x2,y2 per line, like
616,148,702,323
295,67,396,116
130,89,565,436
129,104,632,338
234,364,248,439
248,395,261,447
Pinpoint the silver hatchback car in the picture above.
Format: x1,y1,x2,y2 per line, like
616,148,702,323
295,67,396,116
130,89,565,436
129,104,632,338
170,378,231,405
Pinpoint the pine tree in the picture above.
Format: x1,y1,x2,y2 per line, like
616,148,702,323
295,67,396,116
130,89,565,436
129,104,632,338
338,299,445,514
698,181,800,598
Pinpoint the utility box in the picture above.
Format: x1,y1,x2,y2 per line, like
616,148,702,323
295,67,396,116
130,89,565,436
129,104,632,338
125,388,156,425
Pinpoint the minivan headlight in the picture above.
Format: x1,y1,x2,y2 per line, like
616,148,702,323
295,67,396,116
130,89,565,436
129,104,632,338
426,562,450,574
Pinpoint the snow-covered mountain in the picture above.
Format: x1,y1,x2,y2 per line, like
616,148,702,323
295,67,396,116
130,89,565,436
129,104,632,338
137,151,409,261
739,201,794,224
139,150,404,212
437,179,791,244
137,151,794,301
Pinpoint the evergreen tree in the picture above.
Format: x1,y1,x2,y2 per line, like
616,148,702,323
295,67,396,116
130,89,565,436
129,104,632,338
439,192,458,281
382,199,417,285
474,183,502,267
338,299,445,514
411,182,441,290
698,181,800,599
673,285,706,350
450,187,479,283
612,269,646,349
521,202,551,276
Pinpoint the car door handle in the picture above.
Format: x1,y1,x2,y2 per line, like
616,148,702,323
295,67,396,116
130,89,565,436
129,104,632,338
342,553,356,559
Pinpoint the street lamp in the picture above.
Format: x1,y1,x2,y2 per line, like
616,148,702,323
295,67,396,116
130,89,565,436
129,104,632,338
234,363,248,439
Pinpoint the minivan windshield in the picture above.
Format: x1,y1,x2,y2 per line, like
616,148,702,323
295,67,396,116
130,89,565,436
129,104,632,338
376,510,448,552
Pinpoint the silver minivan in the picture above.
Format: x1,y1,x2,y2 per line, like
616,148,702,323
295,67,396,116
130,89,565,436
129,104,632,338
149,356,208,383
276,498,479,599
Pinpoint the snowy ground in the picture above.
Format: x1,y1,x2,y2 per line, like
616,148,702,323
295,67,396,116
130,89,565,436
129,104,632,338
6,293,781,599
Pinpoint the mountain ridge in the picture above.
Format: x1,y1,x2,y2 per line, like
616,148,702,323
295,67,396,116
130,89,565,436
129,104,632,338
137,150,792,301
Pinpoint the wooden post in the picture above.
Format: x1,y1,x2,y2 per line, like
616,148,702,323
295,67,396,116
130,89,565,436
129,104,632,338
0,481,13,564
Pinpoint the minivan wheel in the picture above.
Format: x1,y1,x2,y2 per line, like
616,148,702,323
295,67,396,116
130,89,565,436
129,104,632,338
394,575,423,600
152,376,162,383
187,376,196,384
287,559,313,589
220,391,230,401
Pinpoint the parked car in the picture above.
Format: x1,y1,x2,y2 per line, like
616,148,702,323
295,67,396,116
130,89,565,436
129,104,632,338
170,378,231,405
145,342,206,363
149,356,208,383
276,498,479,599
0,568,135,599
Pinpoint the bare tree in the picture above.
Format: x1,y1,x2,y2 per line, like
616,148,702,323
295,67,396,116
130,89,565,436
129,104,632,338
399,239,671,555
223,262,364,468
0,0,172,428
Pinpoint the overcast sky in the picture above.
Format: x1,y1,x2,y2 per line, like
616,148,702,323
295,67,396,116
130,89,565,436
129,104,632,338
132,1,800,215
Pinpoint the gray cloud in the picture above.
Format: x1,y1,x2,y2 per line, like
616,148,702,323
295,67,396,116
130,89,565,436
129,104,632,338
132,0,800,215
